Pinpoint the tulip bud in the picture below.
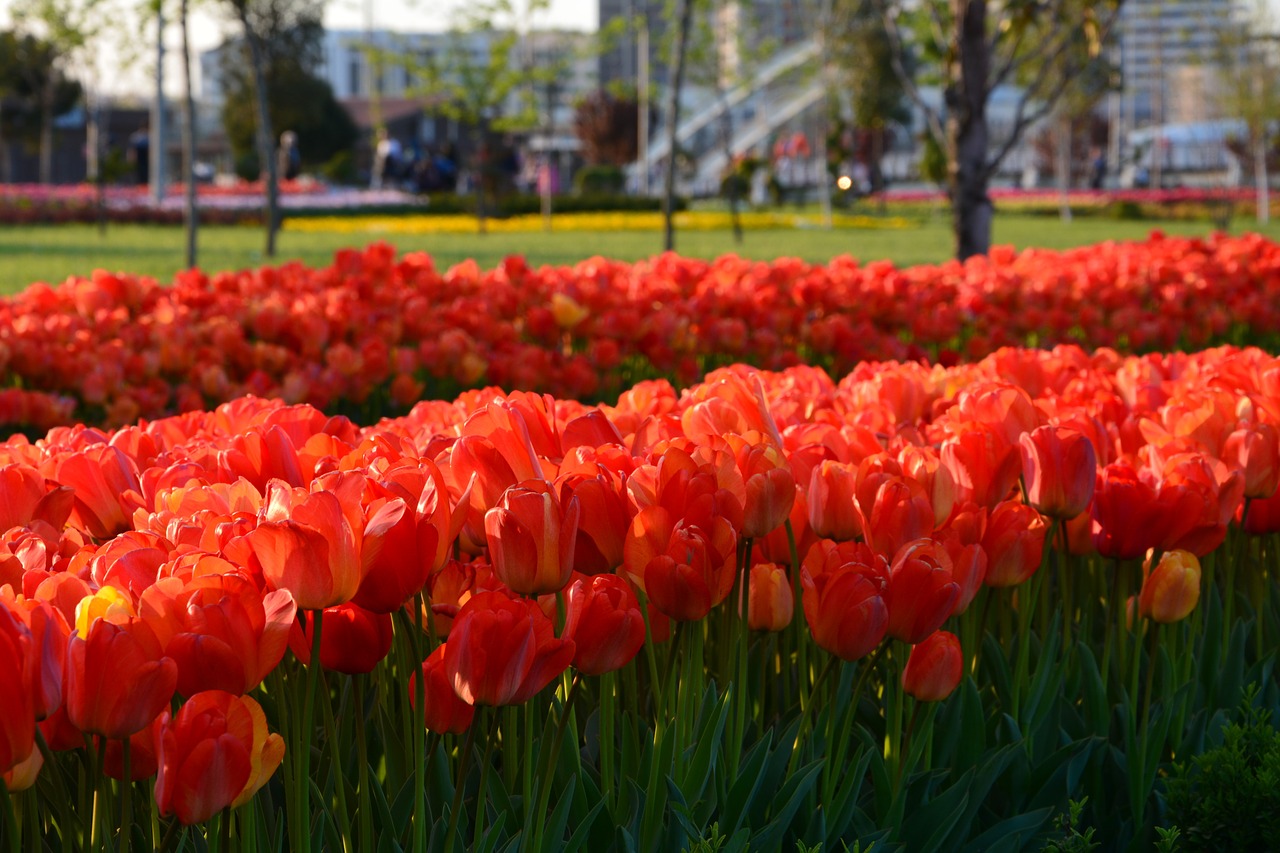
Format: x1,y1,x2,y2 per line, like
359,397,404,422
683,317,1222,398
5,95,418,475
1138,549,1201,623
410,646,475,735
807,460,861,542
1019,426,1097,519
746,563,794,632
902,631,963,702
485,480,579,596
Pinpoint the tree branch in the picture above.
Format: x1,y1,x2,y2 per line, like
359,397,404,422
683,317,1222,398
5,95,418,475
875,0,947,146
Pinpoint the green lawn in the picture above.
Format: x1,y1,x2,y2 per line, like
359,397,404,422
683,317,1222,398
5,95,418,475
2,213,1278,295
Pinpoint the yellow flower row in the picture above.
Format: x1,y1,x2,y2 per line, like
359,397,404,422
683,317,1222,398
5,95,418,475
283,209,913,235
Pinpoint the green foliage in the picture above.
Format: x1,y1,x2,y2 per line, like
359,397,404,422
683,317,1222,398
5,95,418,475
1039,799,1098,853
219,15,357,176
0,29,83,150
574,164,627,196
1164,690,1280,852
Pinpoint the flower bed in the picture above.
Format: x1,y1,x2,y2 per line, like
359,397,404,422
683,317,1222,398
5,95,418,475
1,233,1278,436
0,343,1277,849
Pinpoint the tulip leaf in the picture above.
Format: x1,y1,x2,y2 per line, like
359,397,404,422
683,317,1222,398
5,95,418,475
823,745,874,844
476,813,508,853
676,685,731,805
561,799,606,853
982,634,1014,712
721,728,773,837
541,780,580,853
1021,615,1063,730
958,806,1055,853
955,676,988,774
747,759,822,853
388,774,418,840
1074,643,1109,738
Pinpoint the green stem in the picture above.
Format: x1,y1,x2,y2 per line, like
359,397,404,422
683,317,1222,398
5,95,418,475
319,669,353,850
120,738,133,853
1012,518,1056,722
409,594,428,853
787,653,837,775
785,520,808,719
90,737,107,853
599,672,617,815
297,608,324,853
529,677,582,853
1,784,19,852
443,710,479,853
354,676,374,853
473,711,500,851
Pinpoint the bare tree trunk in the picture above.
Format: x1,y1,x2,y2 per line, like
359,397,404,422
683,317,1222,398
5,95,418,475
1057,114,1072,223
86,95,106,235
39,77,54,184
661,0,695,252
237,4,279,257
1256,135,1270,225
715,87,742,245
181,0,199,267
947,0,993,260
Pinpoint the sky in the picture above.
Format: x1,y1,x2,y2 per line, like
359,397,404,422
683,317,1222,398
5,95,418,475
0,0,600,97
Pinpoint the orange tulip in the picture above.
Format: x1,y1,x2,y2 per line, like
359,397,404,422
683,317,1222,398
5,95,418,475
558,473,631,575
1137,549,1201,623
1224,423,1279,500
746,563,793,632
1018,426,1097,519
485,479,580,595
902,631,963,702
622,505,737,622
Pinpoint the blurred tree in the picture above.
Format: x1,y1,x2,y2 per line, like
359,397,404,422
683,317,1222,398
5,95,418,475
874,0,1125,259
830,0,910,196
1213,0,1280,224
3,1,96,184
573,89,640,166
220,0,340,256
661,0,695,251
393,0,548,233
0,31,80,182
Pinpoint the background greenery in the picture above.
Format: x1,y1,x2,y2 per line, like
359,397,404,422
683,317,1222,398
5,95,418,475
4,214,1280,295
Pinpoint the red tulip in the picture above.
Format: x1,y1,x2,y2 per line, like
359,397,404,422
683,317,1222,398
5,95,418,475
289,602,394,675
733,441,795,539
558,473,631,575
1224,423,1279,500
65,618,177,739
484,479,580,595
0,605,35,774
1019,426,1097,519
444,591,575,707
885,540,959,644
807,460,861,542
139,573,296,696
563,574,646,675
902,631,963,702
155,691,284,825
800,547,889,661
410,646,475,735
239,476,364,610
622,506,736,622
981,502,1047,587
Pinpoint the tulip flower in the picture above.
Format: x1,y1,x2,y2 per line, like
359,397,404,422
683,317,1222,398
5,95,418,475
902,631,963,702
239,477,364,611
746,563,794,632
155,691,284,825
1137,549,1201,623
558,473,630,575
801,551,889,661
885,540,959,644
444,591,575,707
622,506,736,622
2,743,42,791
0,605,35,774
807,460,861,542
1019,426,1097,519
410,646,475,735
289,602,394,675
1223,423,1279,500
562,574,646,675
484,479,580,596
982,501,1047,587
65,618,177,740
139,573,296,697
